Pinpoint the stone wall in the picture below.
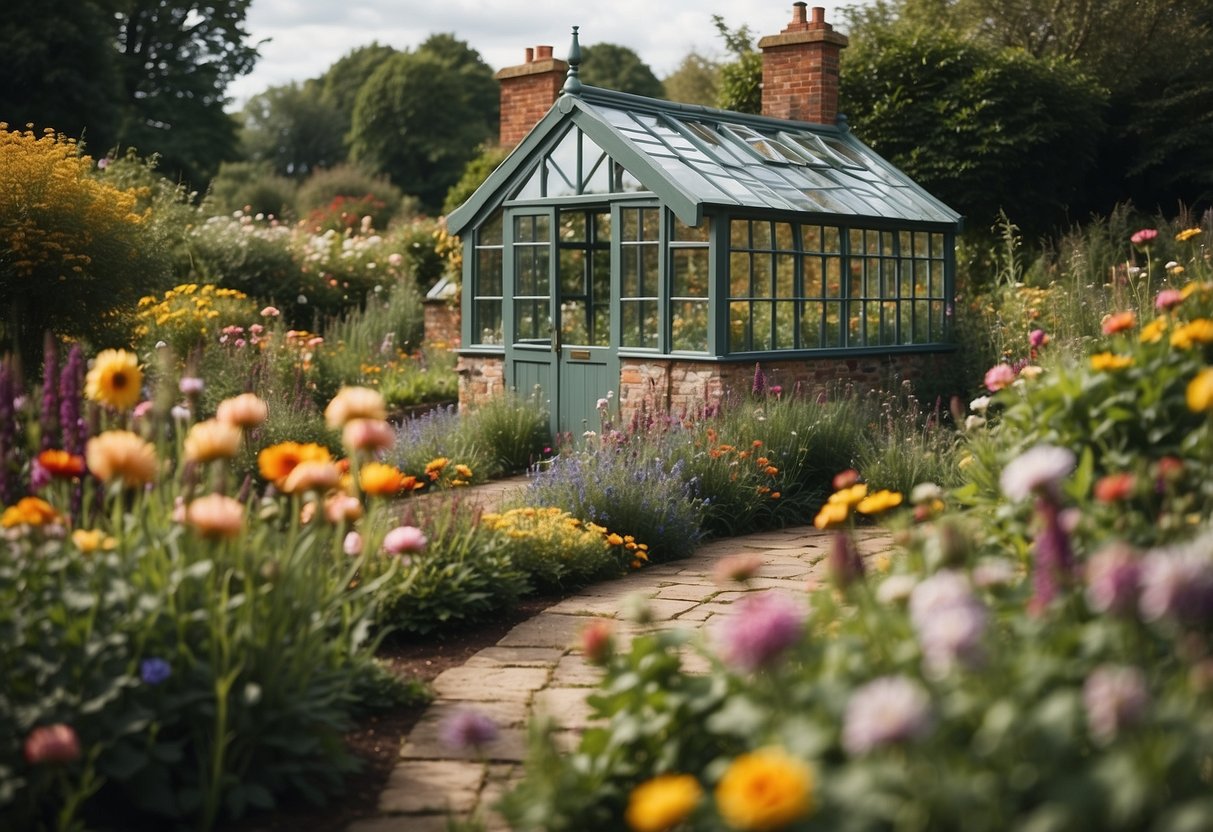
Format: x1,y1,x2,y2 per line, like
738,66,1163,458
455,353,505,410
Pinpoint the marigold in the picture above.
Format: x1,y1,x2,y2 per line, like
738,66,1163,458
36,449,85,478
1176,227,1202,242
1170,319,1213,350
86,430,157,487
360,461,410,496
84,349,142,411
1,496,60,528
1139,317,1168,344
216,393,269,428
454,463,473,479
1090,352,1133,371
1100,311,1137,335
186,494,245,538
324,386,386,429
830,483,869,508
425,456,449,481
606,532,625,546
813,500,849,530
714,747,814,831
625,773,703,832
184,419,242,464
71,528,116,553
1186,367,1213,413
857,489,904,515
258,442,332,484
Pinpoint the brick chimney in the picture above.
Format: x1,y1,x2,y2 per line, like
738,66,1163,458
495,45,568,147
758,4,849,124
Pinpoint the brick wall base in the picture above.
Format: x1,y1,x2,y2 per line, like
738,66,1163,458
423,301,461,349
456,353,505,410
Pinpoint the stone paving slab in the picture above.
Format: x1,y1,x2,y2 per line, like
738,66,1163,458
378,760,485,814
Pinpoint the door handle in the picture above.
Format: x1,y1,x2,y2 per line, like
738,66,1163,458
552,322,561,353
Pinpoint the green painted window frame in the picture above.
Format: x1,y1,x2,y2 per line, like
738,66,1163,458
469,209,504,346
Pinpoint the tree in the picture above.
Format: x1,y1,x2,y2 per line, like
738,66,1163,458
240,81,346,178
348,35,497,213
662,52,720,106
839,25,1106,236
319,43,397,146
0,0,124,153
112,0,260,187
578,44,664,98
712,16,762,114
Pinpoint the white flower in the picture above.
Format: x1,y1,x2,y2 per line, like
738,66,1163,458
876,574,917,604
969,395,991,413
999,444,1075,501
910,483,944,505
842,675,933,755
964,415,986,431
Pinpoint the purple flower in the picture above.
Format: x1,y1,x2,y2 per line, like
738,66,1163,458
842,675,933,755
383,525,428,555
179,377,205,396
1028,499,1076,614
439,708,499,751
140,658,172,686
1084,543,1141,616
1139,537,1213,626
999,445,1075,502
909,571,987,677
715,591,805,673
41,335,59,452
1083,664,1148,745
752,363,767,396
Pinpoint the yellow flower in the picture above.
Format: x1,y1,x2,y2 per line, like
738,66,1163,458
425,456,449,481
606,532,625,546
625,773,703,832
455,463,473,479
216,393,269,428
258,442,332,485
84,349,142,411
184,419,242,464
1,496,60,528
1139,317,1168,344
1187,368,1213,413
1170,319,1213,350
857,489,904,515
829,483,868,508
1181,281,1213,300
1176,227,1202,242
1090,352,1133,371
324,386,386,429
71,528,116,553
715,747,814,831
86,430,157,488
813,500,849,530
186,494,245,539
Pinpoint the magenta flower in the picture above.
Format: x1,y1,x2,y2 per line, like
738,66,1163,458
1083,665,1148,745
841,675,933,755
383,525,428,555
1028,329,1049,349
1138,538,1213,626
715,591,805,673
1084,543,1141,616
983,363,1016,392
1130,228,1158,247
1155,289,1184,311
440,708,499,751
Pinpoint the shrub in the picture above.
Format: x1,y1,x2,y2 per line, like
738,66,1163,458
459,392,551,477
0,125,171,366
296,164,403,231
481,507,635,591
204,160,299,221
133,283,262,359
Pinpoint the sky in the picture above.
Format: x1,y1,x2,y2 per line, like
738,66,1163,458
227,0,851,108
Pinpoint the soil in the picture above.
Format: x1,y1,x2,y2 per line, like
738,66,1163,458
234,594,559,832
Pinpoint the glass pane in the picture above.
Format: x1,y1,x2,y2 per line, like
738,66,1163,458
516,246,549,296
561,298,589,345
849,228,863,255
775,222,794,251
514,299,550,342
803,224,821,253
900,260,914,300
730,219,749,249
546,158,576,197
775,253,794,298
621,246,640,296
592,251,610,301
848,260,863,300
729,300,750,351
881,259,898,298
800,302,823,348
824,301,842,347
642,207,660,240
774,301,796,350
621,301,648,348
931,300,946,338
823,226,841,254
913,231,929,258
514,164,543,200
617,165,645,192
474,300,502,345
752,301,773,351
595,211,611,241
730,251,750,297
592,301,610,346
900,301,915,345
914,300,931,340
641,245,659,297
882,231,895,257
476,248,502,296
881,301,897,344
915,260,930,298
480,211,503,245
547,128,579,195
866,230,880,256
560,249,585,295
803,256,822,297
561,211,586,242
674,218,709,242
672,300,708,351
752,220,772,250
848,303,864,345
672,248,709,297
931,233,945,258
752,253,773,298
825,257,842,297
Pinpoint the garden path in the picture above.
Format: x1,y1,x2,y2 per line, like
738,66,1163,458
347,482,893,832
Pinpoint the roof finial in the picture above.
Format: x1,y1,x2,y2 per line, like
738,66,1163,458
562,26,583,95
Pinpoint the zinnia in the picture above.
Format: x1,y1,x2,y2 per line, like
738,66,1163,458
324,386,386,429
1130,228,1158,247
84,349,142,411
715,592,804,673
625,773,703,832
257,442,332,485
37,449,86,478
216,393,269,428
983,363,1016,391
1100,311,1137,335
184,419,242,464
714,747,814,831
86,431,157,488
359,462,411,496
383,525,428,555
1170,319,1213,350
186,494,245,538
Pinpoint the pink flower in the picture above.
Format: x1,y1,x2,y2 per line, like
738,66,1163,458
1139,537,1213,626
999,445,1075,502
842,675,933,755
24,724,81,765
383,525,427,555
1155,289,1184,311
715,591,805,673
983,363,1016,392
440,708,499,751
260,306,280,318
343,531,363,556
1084,543,1140,616
909,571,987,677
1028,329,1049,349
1130,228,1158,247
1083,665,1148,745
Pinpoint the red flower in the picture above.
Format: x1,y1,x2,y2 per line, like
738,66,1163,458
1094,473,1135,503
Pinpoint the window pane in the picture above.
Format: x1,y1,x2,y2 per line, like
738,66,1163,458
775,222,794,251
621,301,658,349
592,301,610,346
774,301,796,350
476,248,502,296
515,299,550,342
752,253,773,298
673,248,709,297
823,226,841,254
595,211,612,241
825,257,842,297
480,211,503,245
800,302,823,348
730,251,751,297
775,253,794,298
803,256,822,297
914,300,931,339
752,301,773,351
641,245,659,296
561,211,586,242
672,300,708,351
621,246,640,296
803,224,821,253
674,219,709,242
824,301,843,347
900,301,915,345
560,249,585,294
561,298,589,345
730,219,750,249
729,300,750,351
474,300,502,345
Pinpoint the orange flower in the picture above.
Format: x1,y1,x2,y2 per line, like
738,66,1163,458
359,462,410,496
1139,317,1168,344
258,442,332,484
216,393,269,428
1093,473,1135,503
186,494,245,538
1100,311,1136,335
37,449,85,478
184,419,242,464
1090,352,1133,371
71,528,116,553
2,497,61,528
454,463,474,479
86,431,157,488
424,456,449,481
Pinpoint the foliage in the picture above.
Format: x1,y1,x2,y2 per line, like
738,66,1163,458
578,44,664,98
442,144,510,216
239,81,347,179
662,52,720,107
133,283,262,359
187,212,307,320
459,392,551,476
712,16,762,114
838,23,1106,236
0,125,171,368
205,160,299,220
318,43,398,138
349,36,498,213
295,164,404,231
481,507,635,591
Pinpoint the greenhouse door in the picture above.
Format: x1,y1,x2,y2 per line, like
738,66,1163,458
505,207,616,436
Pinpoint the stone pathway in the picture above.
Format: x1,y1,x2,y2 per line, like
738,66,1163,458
348,489,892,831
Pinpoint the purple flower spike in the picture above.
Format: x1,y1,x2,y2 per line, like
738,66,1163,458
440,708,499,751
752,362,767,396
716,591,805,673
